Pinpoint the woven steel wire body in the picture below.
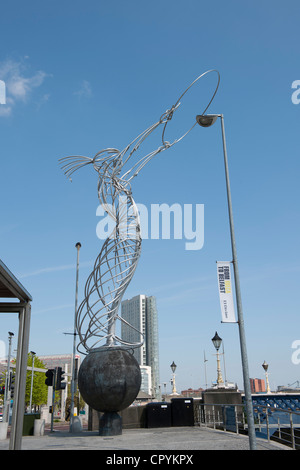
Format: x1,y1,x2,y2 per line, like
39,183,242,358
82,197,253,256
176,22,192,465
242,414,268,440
78,154,142,353
60,126,174,355
60,70,220,355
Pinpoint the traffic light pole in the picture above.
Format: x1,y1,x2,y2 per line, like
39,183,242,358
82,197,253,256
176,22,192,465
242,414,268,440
45,367,66,432
50,369,56,433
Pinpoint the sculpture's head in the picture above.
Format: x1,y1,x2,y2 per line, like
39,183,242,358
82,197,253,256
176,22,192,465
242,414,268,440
92,148,122,175
59,148,122,182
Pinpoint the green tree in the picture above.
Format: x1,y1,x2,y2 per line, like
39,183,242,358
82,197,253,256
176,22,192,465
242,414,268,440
23,354,48,409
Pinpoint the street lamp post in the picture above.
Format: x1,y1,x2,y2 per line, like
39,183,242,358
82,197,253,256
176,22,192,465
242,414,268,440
196,113,257,450
3,332,14,423
170,361,177,394
262,361,271,393
29,351,36,412
211,332,224,387
70,242,81,433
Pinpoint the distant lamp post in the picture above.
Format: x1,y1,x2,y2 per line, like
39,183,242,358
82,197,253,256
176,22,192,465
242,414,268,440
70,242,82,433
262,360,271,393
29,351,36,412
170,361,177,394
211,332,224,387
3,332,14,423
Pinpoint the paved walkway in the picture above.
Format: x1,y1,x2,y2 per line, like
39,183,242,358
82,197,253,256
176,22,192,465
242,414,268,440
0,426,292,451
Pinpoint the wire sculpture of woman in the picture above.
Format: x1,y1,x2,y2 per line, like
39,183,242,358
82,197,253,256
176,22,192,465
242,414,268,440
60,69,220,355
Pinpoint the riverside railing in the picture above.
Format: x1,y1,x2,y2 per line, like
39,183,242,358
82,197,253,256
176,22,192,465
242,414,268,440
194,402,246,434
194,402,300,449
255,406,300,449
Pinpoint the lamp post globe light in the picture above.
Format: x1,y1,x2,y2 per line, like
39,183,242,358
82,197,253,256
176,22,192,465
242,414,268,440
262,360,271,394
211,331,222,351
211,332,224,387
196,112,257,450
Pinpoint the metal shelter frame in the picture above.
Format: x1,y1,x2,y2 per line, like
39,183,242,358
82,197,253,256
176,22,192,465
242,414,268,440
0,259,32,450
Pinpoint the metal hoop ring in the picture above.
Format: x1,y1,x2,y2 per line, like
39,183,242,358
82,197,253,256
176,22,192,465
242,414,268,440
161,69,220,146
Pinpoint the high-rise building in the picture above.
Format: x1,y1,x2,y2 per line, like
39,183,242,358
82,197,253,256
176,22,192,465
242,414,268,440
250,378,266,394
140,365,152,396
121,294,160,398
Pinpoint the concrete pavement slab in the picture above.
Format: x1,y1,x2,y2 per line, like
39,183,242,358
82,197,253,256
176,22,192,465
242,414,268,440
0,426,292,451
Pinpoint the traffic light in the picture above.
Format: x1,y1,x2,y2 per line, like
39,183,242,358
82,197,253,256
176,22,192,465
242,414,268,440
74,357,79,381
0,386,5,395
9,372,15,399
56,367,66,390
45,369,54,387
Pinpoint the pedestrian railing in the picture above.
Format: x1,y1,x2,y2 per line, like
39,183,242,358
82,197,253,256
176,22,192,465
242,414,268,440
194,403,246,434
254,406,300,449
194,402,300,449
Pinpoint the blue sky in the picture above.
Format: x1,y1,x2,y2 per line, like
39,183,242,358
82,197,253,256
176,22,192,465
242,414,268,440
0,1,300,393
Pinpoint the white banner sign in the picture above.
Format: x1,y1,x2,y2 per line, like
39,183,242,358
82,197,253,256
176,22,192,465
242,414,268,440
217,261,236,323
